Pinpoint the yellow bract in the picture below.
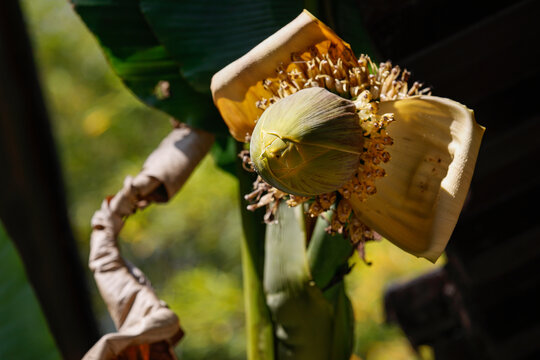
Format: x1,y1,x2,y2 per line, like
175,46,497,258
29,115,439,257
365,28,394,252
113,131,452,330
350,96,484,261
211,10,354,141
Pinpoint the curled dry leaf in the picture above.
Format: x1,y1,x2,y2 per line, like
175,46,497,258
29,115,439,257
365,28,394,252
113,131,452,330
84,126,214,359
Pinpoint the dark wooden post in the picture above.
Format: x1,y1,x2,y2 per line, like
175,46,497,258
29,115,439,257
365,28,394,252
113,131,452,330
349,0,540,359
0,1,99,358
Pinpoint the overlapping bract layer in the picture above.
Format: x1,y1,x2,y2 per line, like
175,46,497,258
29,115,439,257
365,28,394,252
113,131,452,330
250,88,364,196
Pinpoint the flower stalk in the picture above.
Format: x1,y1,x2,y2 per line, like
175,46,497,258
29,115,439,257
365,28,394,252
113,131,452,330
236,145,275,360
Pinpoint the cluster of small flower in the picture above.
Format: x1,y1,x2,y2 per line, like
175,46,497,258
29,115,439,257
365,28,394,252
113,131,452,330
244,41,428,250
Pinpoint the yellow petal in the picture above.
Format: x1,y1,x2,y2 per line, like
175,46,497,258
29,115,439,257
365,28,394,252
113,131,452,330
349,96,485,262
211,10,355,141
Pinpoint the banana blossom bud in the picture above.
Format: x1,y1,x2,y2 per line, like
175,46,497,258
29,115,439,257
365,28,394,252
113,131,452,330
211,10,485,262
250,87,364,196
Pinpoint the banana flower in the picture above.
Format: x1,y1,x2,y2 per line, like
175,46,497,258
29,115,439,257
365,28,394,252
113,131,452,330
211,10,484,262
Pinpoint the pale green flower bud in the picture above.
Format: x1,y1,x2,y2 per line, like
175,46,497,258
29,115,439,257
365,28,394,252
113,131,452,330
250,87,364,196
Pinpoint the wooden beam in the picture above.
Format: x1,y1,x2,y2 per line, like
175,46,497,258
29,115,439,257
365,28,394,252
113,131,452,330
0,1,99,358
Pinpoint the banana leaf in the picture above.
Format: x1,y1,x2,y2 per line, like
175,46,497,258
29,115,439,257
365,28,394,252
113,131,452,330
71,0,302,133
0,223,61,360
70,0,224,133
139,0,301,93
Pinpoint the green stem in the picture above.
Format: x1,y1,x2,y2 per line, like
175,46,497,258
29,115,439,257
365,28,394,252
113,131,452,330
307,214,355,360
236,142,274,360
265,202,333,360
307,213,353,291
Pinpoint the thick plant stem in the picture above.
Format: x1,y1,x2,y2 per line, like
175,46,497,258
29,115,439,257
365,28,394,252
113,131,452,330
265,202,334,360
236,142,275,360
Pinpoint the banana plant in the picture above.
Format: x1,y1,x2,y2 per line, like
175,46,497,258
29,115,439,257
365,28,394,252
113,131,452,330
71,2,484,359
212,12,483,359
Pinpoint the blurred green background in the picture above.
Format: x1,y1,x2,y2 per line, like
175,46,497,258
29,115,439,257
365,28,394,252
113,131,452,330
19,0,442,359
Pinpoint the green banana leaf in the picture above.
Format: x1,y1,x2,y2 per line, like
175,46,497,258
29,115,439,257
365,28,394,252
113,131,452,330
0,222,61,360
139,0,301,93
70,0,224,133
71,0,302,132
71,0,303,171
